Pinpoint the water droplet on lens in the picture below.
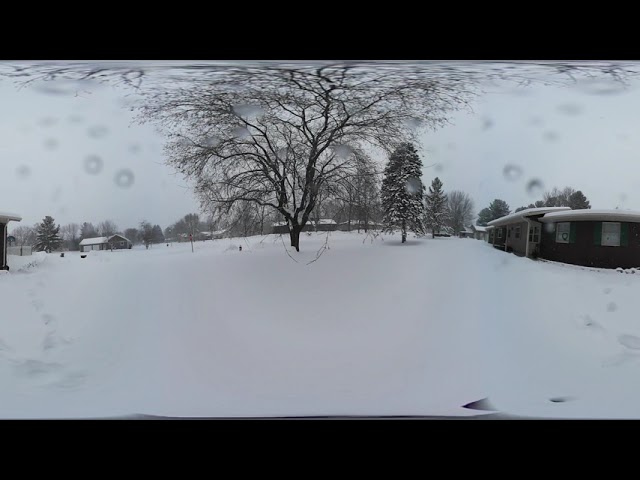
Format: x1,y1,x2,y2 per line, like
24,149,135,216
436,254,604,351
43,138,58,150
503,164,523,181
333,144,353,158
405,177,421,195
16,165,31,179
114,169,135,188
231,126,251,138
84,155,103,175
527,178,544,197
88,125,108,138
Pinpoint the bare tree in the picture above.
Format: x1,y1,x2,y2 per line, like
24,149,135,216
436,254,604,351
11,225,36,246
137,64,474,251
60,222,80,251
447,191,475,235
97,220,118,237
124,228,139,244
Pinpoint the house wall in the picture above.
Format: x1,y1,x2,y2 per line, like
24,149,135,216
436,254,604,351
540,220,640,269
492,226,506,248
504,221,528,256
1,222,6,270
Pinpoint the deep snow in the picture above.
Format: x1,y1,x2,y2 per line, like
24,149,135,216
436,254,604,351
1,232,640,418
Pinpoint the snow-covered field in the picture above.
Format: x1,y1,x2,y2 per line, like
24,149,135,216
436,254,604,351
1,232,640,418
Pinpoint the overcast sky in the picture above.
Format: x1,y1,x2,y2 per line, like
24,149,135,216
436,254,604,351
1,62,639,232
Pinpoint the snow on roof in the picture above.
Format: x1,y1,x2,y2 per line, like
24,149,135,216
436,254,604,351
272,222,288,227
461,227,474,234
540,209,640,223
108,234,131,243
488,207,571,227
472,225,487,232
315,219,337,225
79,236,108,246
0,211,22,223
485,225,495,230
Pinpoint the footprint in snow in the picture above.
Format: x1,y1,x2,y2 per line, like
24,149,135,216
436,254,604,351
603,287,612,295
579,315,606,333
42,313,55,325
606,302,618,313
602,351,640,367
549,396,576,403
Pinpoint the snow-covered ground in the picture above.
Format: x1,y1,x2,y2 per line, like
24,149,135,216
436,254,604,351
1,232,640,418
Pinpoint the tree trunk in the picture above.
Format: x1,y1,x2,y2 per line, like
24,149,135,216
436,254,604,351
289,225,302,252
402,220,407,243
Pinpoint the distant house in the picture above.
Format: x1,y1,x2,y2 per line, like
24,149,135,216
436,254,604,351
79,234,132,252
470,225,488,241
459,227,474,238
271,219,338,234
336,220,383,232
1,211,22,271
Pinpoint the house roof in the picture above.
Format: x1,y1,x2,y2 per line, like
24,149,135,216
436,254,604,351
487,207,571,227
108,234,131,243
539,209,640,223
0,211,22,223
79,236,109,246
471,225,487,232
461,227,474,234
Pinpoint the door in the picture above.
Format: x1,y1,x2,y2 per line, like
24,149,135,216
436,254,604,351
528,222,541,257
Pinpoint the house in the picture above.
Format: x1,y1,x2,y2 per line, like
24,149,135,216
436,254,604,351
537,209,640,269
459,227,474,238
79,234,132,252
336,220,384,232
271,219,338,234
1,211,22,271
470,225,488,241
486,207,571,257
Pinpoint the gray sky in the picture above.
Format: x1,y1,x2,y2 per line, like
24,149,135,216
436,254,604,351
1,62,639,231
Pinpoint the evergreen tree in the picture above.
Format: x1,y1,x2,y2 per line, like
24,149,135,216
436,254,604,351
477,199,511,225
425,177,449,236
568,190,591,209
381,143,426,243
152,225,165,244
34,216,62,253
80,222,98,240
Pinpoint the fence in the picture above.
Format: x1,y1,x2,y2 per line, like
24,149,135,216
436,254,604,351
7,245,33,256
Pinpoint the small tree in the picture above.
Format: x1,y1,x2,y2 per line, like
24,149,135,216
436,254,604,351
151,225,164,244
60,223,80,251
381,143,426,243
34,216,62,253
139,221,154,248
447,190,474,236
568,190,591,209
425,177,449,236
477,199,510,225
11,225,36,247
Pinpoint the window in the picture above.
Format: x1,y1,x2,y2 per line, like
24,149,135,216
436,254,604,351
529,225,540,242
602,222,621,247
515,226,521,239
507,227,511,238
556,222,571,243
497,228,502,238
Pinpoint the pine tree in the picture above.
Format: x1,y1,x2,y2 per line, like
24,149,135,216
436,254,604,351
477,199,511,225
381,143,426,243
425,177,449,236
568,190,591,209
34,216,62,253
152,225,165,244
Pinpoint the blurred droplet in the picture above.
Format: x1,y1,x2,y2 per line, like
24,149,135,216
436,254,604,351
333,144,353,159
43,138,58,150
527,178,544,197
481,117,494,130
576,77,628,96
39,117,58,127
84,155,103,175
503,164,523,181
434,163,443,173
231,126,251,139
447,142,456,150
276,147,291,160
16,165,31,179
620,193,628,202
405,117,423,130
232,104,264,118
88,125,109,138
607,302,618,312
405,177,422,195
129,144,141,154
604,287,612,294
556,103,583,116
619,334,640,349
68,115,84,123
543,223,555,233
528,116,544,127
202,135,221,148
543,131,559,142
51,187,62,203
114,169,135,189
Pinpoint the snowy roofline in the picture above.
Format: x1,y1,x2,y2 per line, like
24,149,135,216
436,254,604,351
471,225,487,232
488,207,571,227
79,237,109,246
0,211,22,223
540,209,640,223
108,234,131,243
461,227,474,233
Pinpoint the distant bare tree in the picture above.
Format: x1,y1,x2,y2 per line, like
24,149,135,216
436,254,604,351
60,223,80,251
97,220,118,237
447,190,475,236
124,228,139,244
11,225,36,247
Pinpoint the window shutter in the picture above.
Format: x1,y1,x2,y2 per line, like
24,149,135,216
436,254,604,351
621,223,629,247
569,222,577,244
594,222,602,246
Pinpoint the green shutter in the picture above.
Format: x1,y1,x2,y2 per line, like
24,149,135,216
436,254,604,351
621,223,629,247
569,222,577,244
594,222,602,246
